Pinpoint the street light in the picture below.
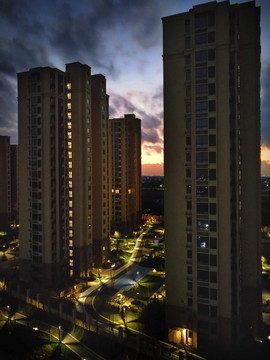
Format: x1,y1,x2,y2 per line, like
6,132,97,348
58,325,61,343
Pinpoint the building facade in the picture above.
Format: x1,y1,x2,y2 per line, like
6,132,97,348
163,0,261,352
91,74,110,266
18,62,108,287
0,136,11,230
109,114,142,236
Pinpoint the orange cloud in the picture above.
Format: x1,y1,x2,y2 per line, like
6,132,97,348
261,145,270,176
261,145,270,164
142,163,164,176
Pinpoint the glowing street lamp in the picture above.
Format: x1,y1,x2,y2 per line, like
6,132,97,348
58,325,61,343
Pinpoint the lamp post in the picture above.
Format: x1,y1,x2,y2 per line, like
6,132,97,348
7,305,10,320
58,325,61,343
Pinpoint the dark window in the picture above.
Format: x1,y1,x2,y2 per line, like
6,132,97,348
186,185,192,194
198,286,209,298
211,306,217,317
186,103,191,113
209,117,216,129
210,271,217,283
187,249,192,258
185,37,191,49
186,152,191,162
210,254,217,266
195,14,208,28
197,253,209,265
186,70,191,81
197,270,209,281
196,168,208,181
196,118,208,130
208,83,215,95
187,233,192,242
186,118,191,129
186,168,191,178
210,237,217,249
208,66,215,78
209,186,216,197
187,217,192,226
197,186,208,197
209,169,216,180
209,152,216,163
196,152,208,163
196,67,207,79
209,135,216,146
210,203,216,214
195,50,208,62
195,33,208,45
187,266,192,274
208,32,215,43
198,303,209,314
188,282,193,291
196,135,208,147
210,288,217,300
208,49,215,61
196,101,208,113
209,100,216,112
185,55,191,64
187,200,192,210
186,86,191,97
210,220,217,232
186,136,191,146
197,203,208,214
185,19,190,33
196,84,208,96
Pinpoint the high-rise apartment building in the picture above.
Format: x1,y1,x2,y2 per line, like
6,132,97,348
91,74,110,266
0,136,11,230
18,62,107,286
109,114,142,236
163,0,261,352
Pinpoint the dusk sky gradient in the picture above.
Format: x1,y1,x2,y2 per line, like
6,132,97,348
0,0,269,175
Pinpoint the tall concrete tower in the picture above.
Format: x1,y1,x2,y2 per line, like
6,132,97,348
163,0,261,353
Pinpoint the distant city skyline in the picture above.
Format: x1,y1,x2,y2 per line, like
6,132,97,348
0,0,269,176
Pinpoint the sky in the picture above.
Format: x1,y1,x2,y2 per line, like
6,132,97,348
0,0,269,176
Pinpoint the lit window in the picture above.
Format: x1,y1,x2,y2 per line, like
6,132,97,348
115,189,119,194
69,230,73,237
67,93,71,99
68,122,72,129
69,171,72,178
68,142,72,149
67,83,71,90
69,201,73,207
69,211,73,217
68,181,72,188
69,240,73,246
69,249,73,256
112,189,114,193
68,132,72,139
69,191,72,197
69,220,73,227
128,189,132,194
67,103,71,109
68,113,72,119
69,259,73,266
68,152,72,159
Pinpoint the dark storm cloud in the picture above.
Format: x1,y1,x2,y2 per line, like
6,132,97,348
261,63,270,146
109,91,162,146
